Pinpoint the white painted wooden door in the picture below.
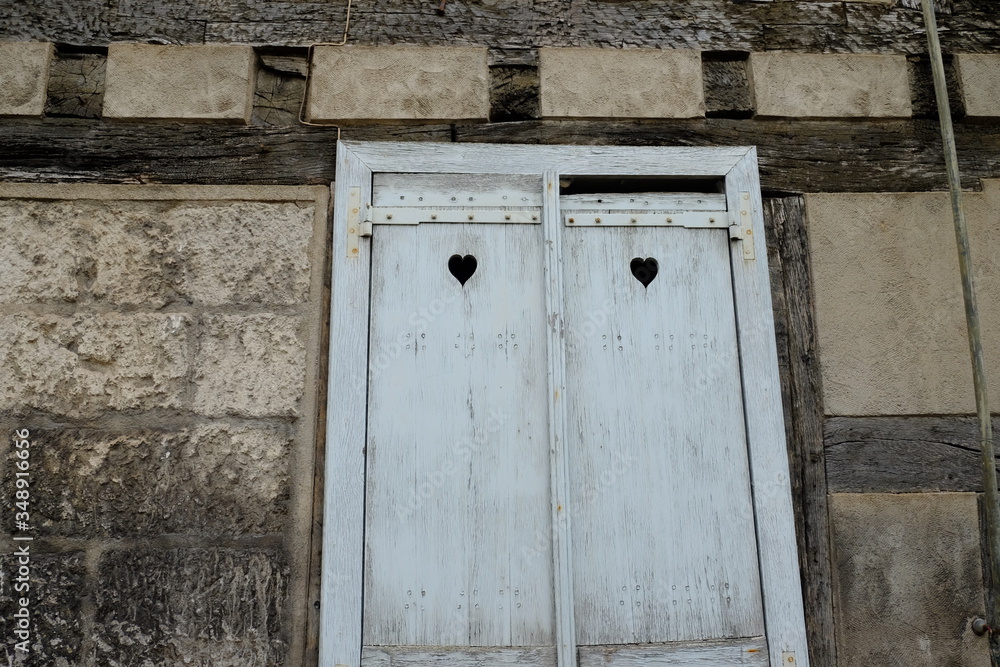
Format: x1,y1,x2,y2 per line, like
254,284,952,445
355,173,779,667
361,175,557,665
561,201,767,666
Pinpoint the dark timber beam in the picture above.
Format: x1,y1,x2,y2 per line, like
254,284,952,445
826,416,1000,493
2,118,999,193
765,197,836,667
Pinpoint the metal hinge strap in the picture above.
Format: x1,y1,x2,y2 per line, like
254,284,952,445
735,191,755,260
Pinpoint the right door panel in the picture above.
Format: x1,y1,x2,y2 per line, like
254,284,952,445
562,224,765,646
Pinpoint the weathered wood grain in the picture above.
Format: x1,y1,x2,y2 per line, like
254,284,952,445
5,0,999,54
489,66,539,123
825,416,1000,493
319,144,372,667
3,118,999,192
456,119,1000,193
562,221,765,644
726,152,809,666
907,55,964,119
543,171,576,667
45,49,106,119
764,197,835,667
252,65,306,127
362,645,556,667
363,222,555,647
703,58,753,118
576,637,768,667
0,120,451,185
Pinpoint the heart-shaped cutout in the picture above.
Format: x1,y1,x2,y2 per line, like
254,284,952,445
448,254,478,286
630,257,658,288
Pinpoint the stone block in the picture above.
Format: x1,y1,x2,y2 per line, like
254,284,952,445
749,53,911,118
956,54,1000,119
0,551,87,666
0,42,53,116
0,200,84,304
3,425,290,537
829,493,988,666
0,197,317,307
0,313,190,418
539,48,704,119
171,200,315,306
104,44,255,123
307,46,489,122
95,548,288,666
806,185,1000,415
194,314,306,418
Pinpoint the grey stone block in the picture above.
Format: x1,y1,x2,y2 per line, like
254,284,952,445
539,48,704,119
0,42,53,117
3,426,291,538
104,44,255,123
956,54,1000,119
0,551,86,666
307,46,489,122
95,548,288,666
830,493,988,667
749,53,911,118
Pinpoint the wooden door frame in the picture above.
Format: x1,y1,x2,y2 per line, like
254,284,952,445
320,140,809,667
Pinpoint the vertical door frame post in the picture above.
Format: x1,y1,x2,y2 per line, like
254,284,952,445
543,170,578,667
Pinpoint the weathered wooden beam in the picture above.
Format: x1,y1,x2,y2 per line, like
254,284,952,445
1,117,998,192
0,120,450,185
764,197,836,667
826,416,1000,493
45,48,106,119
3,0,1000,54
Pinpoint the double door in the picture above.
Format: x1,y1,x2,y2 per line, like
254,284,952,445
321,141,808,667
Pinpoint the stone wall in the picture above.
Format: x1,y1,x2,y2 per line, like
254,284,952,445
11,41,999,124
805,185,1000,667
3,3,1000,665
0,184,329,666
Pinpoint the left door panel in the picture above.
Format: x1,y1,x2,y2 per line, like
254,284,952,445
363,222,555,655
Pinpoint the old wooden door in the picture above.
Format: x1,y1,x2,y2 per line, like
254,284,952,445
321,142,809,667
560,194,766,665
362,174,556,663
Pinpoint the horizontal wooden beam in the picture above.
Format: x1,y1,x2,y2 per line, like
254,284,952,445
4,0,999,55
1,118,998,193
825,416,1000,493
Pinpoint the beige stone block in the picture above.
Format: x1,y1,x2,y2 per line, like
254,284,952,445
194,314,306,417
539,48,704,119
0,42,53,116
830,493,988,667
172,200,315,306
749,53,911,118
307,46,488,122
806,184,1000,415
0,313,190,417
956,54,1000,119
0,199,83,303
0,194,318,307
104,44,255,122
